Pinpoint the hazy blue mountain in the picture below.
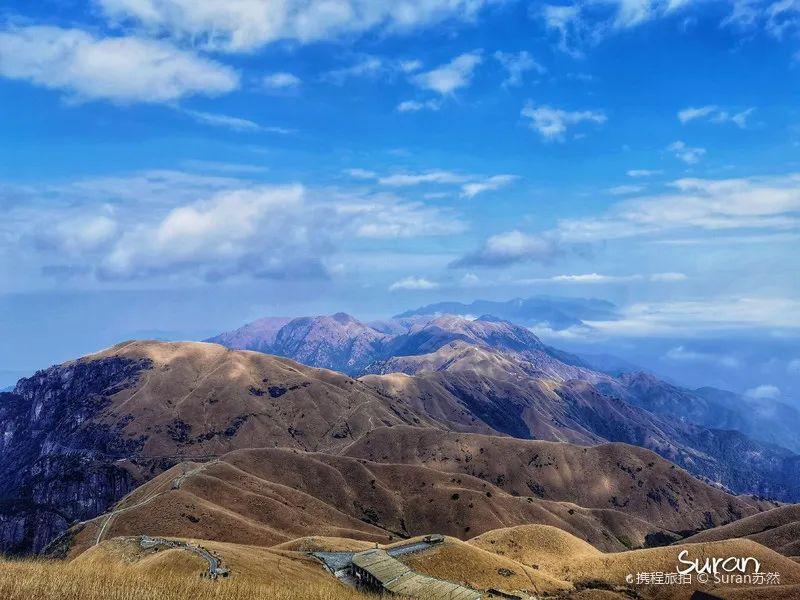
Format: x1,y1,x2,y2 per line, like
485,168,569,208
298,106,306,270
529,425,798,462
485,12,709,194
395,295,619,330
577,352,644,376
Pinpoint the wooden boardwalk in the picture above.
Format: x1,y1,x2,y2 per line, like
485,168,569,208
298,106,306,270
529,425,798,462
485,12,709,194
351,549,482,600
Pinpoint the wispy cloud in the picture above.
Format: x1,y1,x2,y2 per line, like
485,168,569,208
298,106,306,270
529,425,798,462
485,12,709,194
668,140,706,164
0,25,238,104
582,298,800,337
95,0,497,52
665,345,740,368
461,175,518,198
557,174,800,241
451,230,559,267
183,109,292,134
607,184,645,195
627,169,663,178
397,99,441,113
343,168,517,198
678,105,756,128
745,384,781,399
494,50,545,87
454,172,800,272
3,172,467,283
389,276,439,291
521,272,687,284
411,50,483,95
262,72,301,90
521,102,607,141
322,56,385,84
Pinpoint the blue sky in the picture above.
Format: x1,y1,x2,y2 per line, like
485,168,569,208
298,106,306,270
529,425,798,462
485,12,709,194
1,0,799,399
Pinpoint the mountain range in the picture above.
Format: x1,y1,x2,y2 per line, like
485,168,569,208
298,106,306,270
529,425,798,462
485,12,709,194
1,309,797,556
394,295,620,330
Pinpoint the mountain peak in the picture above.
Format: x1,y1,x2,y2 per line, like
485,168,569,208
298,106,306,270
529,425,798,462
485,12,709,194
330,312,358,324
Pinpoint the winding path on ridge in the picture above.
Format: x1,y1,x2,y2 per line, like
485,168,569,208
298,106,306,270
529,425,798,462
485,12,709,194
91,459,219,545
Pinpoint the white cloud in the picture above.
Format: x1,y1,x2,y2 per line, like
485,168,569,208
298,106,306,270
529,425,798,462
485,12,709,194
399,59,423,73
521,102,607,141
344,168,378,179
99,185,317,279
668,140,706,164
0,26,238,103
665,345,740,368
337,197,466,239
37,215,119,256
788,358,800,374
6,173,466,283
494,50,545,87
584,298,800,337
411,50,483,95
678,105,718,123
461,175,518,198
650,271,688,282
523,271,687,284
183,109,291,133
745,384,781,399
540,0,695,55
95,0,495,52
262,71,301,89
460,272,482,287
378,171,469,186
397,99,441,113
551,273,643,283
627,169,663,178
345,169,517,198
181,160,268,174
557,174,800,241
608,184,645,195
452,230,558,267
678,105,755,128
323,56,384,83
389,276,439,291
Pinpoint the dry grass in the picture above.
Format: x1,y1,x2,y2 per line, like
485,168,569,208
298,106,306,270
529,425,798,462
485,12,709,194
0,557,373,600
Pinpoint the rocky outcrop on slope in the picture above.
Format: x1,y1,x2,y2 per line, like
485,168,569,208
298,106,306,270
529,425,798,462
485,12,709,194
0,355,151,554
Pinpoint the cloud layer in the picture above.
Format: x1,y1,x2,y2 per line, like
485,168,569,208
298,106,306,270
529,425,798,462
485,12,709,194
0,26,238,103
95,0,494,52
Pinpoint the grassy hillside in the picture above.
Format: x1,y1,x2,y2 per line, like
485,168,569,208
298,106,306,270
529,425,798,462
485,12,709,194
0,558,371,600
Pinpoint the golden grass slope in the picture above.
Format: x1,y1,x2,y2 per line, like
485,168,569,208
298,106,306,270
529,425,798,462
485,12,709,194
403,528,800,600
468,524,601,571
682,504,800,557
82,340,436,458
65,444,701,557
0,545,370,600
342,426,769,536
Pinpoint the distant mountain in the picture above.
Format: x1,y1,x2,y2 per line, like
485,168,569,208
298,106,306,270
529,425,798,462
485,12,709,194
206,316,292,353
384,314,585,367
577,352,644,376
363,342,800,501
598,372,800,453
395,295,619,330
207,313,388,375
210,312,800,459
694,386,800,453
210,313,587,375
270,313,389,375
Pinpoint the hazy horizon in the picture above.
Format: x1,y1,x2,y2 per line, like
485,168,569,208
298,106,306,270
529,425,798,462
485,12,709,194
2,0,798,402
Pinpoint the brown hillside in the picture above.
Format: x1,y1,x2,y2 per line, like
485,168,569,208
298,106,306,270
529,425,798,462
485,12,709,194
65,445,694,557
402,534,800,600
342,427,767,535
84,340,435,457
682,504,800,556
